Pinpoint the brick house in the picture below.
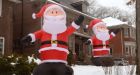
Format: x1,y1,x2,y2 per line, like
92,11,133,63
0,0,93,64
0,0,15,56
109,24,136,64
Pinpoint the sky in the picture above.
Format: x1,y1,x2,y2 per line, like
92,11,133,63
96,0,132,9
88,0,135,10
87,0,135,25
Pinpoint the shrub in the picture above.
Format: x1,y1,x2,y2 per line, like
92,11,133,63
0,54,37,75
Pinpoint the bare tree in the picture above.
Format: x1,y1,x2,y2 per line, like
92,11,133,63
87,0,136,25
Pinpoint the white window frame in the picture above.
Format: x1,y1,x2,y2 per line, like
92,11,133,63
0,37,5,55
131,46,136,57
124,28,129,37
0,0,2,17
133,46,136,57
131,28,136,39
125,46,130,56
130,28,132,38
129,46,132,56
124,41,136,57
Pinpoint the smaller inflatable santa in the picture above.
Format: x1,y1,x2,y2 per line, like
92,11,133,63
21,3,84,75
85,18,118,66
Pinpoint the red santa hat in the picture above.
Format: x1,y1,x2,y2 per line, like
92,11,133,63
88,18,106,29
32,3,66,19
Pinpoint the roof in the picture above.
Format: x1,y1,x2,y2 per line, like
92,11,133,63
8,0,22,3
47,0,94,19
102,17,128,27
108,24,135,30
74,32,90,38
57,0,75,9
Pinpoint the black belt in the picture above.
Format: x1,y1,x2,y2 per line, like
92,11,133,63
41,40,68,46
93,45,110,47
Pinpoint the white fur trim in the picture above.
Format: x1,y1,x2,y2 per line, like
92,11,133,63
93,56,109,57
111,32,116,37
72,22,80,29
93,55,103,57
93,22,106,29
28,33,36,42
93,48,110,51
88,39,93,45
40,60,67,64
86,25,89,29
32,13,36,19
39,47,69,54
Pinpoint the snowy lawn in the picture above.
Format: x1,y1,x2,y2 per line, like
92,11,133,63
28,57,136,75
72,65,136,75
72,65,105,75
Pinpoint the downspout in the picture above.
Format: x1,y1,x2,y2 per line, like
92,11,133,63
20,0,23,50
21,0,23,37
121,28,124,57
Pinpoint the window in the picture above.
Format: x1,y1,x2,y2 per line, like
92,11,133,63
125,46,129,56
110,48,113,55
131,28,136,39
0,37,4,55
0,0,2,17
124,42,136,57
129,46,132,56
71,2,83,12
124,28,129,37
131,46,136,57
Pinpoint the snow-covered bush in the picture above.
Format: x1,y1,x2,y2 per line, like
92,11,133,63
0,54,38,75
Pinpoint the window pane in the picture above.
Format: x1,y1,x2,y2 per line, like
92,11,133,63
0,37,4,55
124,28,129,37
125,46,129,55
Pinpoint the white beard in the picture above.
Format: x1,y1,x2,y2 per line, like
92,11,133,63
95,30,110,41
42,15,67,34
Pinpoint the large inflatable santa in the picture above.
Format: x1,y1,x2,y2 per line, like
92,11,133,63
21,3,84,75
85,18,118,66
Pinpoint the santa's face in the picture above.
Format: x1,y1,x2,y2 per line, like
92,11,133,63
42,5,67,34
93,24,110,41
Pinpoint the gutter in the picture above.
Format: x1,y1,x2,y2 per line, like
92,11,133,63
74,32,90,38
47,0,94,19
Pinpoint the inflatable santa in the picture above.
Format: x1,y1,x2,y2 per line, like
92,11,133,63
21,3,84,75
85,18,118,66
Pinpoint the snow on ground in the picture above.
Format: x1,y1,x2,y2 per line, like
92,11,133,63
29,57,136,75
72,65,136,75
72,65,105,75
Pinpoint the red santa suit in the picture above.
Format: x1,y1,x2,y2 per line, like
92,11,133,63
88,19,116,57
29,23,79,64
89,33,115,57
29,4,80,64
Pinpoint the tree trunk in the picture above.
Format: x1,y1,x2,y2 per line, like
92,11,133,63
136,0,140,75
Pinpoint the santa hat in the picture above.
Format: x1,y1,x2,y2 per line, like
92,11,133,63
87,18,106,29
32,3,66,19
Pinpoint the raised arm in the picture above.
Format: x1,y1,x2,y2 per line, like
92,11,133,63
66,15,84,36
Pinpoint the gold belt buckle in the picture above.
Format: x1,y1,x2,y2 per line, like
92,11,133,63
51,40,57,44
103,45,106,49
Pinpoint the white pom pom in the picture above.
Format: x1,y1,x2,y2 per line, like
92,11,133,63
86,25,89,29
32,13,36,19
